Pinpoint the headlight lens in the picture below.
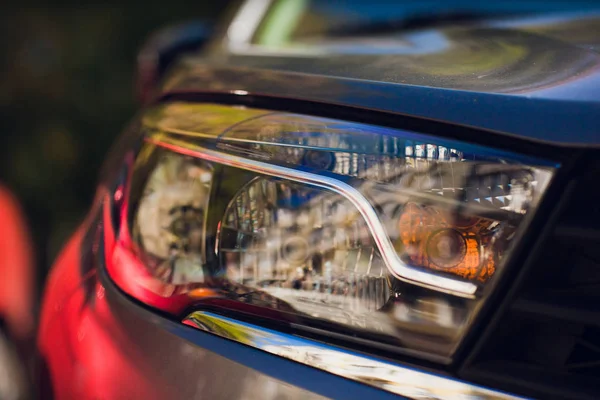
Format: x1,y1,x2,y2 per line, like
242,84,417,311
106,102,555,360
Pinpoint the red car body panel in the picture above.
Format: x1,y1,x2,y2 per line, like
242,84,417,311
38,193,171,400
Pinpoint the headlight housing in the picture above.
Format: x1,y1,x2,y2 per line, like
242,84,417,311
105,102,554,361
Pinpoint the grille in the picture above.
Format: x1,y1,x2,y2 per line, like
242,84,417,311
461,159,600,400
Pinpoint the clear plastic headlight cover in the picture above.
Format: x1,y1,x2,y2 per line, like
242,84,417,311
111,102,555,360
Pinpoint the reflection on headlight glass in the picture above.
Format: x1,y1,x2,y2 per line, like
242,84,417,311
120,102,555,359
219,177,394,331
132,152,212,286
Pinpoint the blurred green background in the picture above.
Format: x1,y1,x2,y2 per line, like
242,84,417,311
0,2,230,286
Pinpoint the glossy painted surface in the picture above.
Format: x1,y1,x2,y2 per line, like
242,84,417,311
162,11,600,146
0,186,34,340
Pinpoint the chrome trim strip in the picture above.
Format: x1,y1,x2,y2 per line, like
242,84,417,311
184,311,525,400
147,136,478,298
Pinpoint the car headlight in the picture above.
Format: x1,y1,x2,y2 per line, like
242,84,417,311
105,102,554,361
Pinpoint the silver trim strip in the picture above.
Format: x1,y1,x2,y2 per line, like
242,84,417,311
147,136,478,298
184,311,525,400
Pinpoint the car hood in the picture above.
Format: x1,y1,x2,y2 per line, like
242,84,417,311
162,12,600,146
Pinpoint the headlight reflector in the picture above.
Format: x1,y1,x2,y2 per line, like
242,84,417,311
105,102,555,360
